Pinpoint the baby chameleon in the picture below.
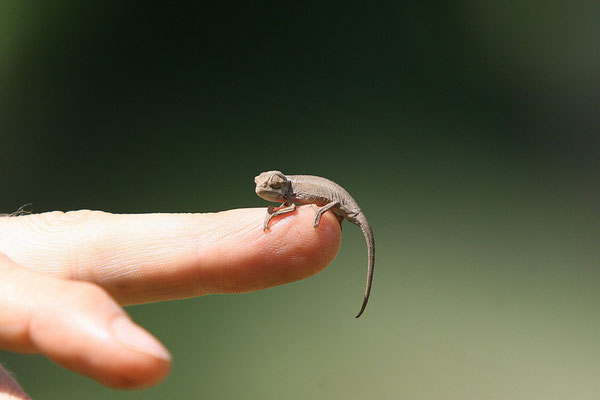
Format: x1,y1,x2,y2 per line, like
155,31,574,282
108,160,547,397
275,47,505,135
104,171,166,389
254,170,374,318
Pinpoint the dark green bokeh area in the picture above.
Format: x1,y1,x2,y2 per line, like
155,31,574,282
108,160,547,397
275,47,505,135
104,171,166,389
2,2,600,399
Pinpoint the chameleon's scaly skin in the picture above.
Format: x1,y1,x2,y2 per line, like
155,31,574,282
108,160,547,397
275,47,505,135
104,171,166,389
254,171,374,318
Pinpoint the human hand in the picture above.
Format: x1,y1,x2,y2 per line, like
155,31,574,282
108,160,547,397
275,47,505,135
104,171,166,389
0,207,341,397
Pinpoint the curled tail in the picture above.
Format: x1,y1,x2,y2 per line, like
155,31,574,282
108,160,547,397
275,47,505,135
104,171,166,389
355,212,374,318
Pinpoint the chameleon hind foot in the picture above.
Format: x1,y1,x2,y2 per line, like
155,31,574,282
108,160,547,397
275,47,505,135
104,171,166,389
311,201,340,228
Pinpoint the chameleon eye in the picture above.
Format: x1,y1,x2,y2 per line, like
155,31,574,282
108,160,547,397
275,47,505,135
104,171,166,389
269,175,284,189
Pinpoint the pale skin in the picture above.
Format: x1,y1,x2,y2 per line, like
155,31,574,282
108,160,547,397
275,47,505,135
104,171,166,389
0,207,341,398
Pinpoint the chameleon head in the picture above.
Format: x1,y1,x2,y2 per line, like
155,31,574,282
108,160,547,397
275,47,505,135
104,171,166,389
254,170,291,202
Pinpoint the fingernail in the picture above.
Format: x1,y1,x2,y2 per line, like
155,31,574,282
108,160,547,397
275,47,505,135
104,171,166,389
111,317,172,362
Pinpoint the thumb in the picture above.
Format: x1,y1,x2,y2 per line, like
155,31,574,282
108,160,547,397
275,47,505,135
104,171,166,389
0,365,30,400
0,253,171,389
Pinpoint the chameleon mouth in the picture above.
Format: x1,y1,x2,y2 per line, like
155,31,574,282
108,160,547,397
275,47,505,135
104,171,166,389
255,188,282,202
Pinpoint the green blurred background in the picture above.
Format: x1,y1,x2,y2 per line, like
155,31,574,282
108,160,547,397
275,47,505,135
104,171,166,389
1,1,600,399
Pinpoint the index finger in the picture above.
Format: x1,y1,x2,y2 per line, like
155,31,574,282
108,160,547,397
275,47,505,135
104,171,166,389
0,207,341,305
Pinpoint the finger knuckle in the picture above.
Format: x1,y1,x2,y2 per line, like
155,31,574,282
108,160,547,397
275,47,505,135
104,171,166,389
18,210,109,279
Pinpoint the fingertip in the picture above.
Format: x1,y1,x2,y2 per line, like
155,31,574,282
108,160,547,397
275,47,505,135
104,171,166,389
33,312,172,390
276,205,342,277
263,205,341,242
25,280,171,389
203,206,342,293
106,316,171,389
287,206,342,269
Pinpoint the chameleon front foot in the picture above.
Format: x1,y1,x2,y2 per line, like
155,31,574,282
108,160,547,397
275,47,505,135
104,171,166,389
263,203,296,231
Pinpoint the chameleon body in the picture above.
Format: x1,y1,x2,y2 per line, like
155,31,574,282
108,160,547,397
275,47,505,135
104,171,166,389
254,170,374,318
